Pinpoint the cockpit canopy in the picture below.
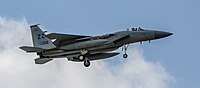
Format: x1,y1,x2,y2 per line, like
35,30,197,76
127,27,144,31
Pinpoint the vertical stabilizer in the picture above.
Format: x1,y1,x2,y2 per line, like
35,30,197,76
30,24,56,49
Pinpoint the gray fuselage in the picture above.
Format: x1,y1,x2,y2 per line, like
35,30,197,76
41,29,172,60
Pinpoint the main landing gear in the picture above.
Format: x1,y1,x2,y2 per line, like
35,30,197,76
78,54,91,67
78,55,85,61
122,44,129,58
83,59,90,67
78,49,91,67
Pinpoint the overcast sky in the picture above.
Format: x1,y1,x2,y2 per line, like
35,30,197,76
0,0,199,88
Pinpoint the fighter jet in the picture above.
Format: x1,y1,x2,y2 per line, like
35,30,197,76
19,25,172,67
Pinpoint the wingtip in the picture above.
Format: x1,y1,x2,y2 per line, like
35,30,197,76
30,24,40,27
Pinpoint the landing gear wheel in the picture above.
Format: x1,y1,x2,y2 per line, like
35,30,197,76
123,54,128,58
84,60,90,67
78,55,85,61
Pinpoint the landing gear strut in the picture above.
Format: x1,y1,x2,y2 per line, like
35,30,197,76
122,44,129,58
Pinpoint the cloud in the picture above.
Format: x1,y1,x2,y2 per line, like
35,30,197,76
0,17,173,88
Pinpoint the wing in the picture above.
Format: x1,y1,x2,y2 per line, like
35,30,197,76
46,33,91,46
19,46,45,53
46,33,90,40
66,52,120,62
33,52,119,64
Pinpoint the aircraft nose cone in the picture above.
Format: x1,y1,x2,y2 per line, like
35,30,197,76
154,31,173,39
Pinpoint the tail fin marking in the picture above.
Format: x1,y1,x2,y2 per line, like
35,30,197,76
30,25,56,49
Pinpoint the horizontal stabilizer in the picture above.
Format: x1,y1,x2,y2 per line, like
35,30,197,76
34,58,53,64
19,46,45,53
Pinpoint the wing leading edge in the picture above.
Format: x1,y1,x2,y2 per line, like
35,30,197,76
46,33,90,40
46,33,91,46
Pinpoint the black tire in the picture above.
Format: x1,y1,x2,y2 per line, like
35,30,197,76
123,54,128,58
78,55,85,61
84,60,90,67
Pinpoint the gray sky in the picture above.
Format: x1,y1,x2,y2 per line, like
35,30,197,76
0,0,199,88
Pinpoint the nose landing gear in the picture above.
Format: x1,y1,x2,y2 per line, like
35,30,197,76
123,53,128,58
122,44,129,58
